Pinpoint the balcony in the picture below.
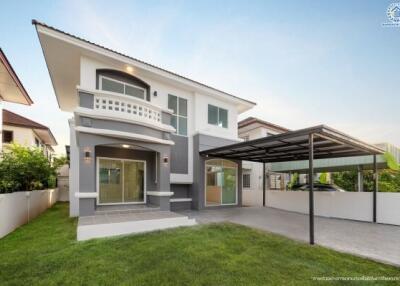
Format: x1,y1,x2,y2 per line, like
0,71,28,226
76,87,175,133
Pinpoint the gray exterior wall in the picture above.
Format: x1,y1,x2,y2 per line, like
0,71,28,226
77,132,171,216
170,135,189,174
191,134,242,210
79,117,168,140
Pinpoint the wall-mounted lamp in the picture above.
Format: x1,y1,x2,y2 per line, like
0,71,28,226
163,156,169,165
122,144,130,148
153,91,158,97
84,148,91,163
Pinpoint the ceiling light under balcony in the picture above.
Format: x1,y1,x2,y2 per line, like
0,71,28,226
122,144,130,148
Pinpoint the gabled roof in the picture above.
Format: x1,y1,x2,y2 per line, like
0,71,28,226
0,48,33,105
32,20,256,112
3,109,57,146
238,117,290,133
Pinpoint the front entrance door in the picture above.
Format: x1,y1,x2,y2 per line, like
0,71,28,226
97,157,146,205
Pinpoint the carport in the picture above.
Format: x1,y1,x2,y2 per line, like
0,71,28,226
200,125,384,244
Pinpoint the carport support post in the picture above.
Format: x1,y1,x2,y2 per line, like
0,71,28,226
373,155,378,223
262,162,266,206
308,133,315,245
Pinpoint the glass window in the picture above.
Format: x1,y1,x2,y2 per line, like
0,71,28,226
243,173,251,189
102,77,124,94
208,104,228,128
168,94,187,136
100,76,146,100
168,94,178,114
218,108,228,128
208,105,218,125
178,116,187,136
178,98,187,116
98,158,145,204
125,85,145,99
2,130,13,143
206,159,237,206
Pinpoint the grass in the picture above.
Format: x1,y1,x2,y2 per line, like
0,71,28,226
0,203,399,285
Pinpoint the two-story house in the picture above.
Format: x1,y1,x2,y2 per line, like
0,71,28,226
2,109,57,159
33,21,255,218
238,117,290,206
0,48,33,147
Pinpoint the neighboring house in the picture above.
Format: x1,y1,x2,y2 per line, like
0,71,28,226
0,48,34,151
238,117,290,206
33,20,256,217
2,109,57,159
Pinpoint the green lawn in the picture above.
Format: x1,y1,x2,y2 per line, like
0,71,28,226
0,203,399,285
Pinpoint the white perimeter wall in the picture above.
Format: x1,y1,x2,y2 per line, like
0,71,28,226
0,189,58,238
244,190,400,226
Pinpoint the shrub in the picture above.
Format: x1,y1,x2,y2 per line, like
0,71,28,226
0,144,57,193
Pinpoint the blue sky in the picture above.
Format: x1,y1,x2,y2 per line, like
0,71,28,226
1,0,399,154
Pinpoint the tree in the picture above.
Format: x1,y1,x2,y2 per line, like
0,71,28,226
0,144,57,193
319,172,329,184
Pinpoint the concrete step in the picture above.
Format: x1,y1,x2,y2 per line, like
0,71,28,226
77,211,196,241
170,198,192,211
95,205,160,215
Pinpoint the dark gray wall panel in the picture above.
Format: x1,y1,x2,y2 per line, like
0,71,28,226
170,134,188,174
79,92,94,109
171,184,190,198
89,118,165,139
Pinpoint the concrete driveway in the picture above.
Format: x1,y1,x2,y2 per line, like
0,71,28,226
180,207,400,267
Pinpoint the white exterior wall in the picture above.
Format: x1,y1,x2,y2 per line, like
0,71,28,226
0,189,58,238
0,101,2,152
265,190,400,226
3,125,36,146
79,56,241,185
2,124,53,157
69,119,79,217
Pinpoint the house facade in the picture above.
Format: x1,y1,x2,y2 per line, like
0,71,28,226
238,117,290,206
33,21,255,217
0,48,35,151
2,109,57,159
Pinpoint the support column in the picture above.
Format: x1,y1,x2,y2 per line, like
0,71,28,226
357,165,363,192
373,155,378,223
308,133,315,245
262,162,266,207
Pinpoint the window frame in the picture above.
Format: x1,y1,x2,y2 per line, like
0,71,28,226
168,94,188,136
208,104,228,128
205,159,238,207
99,75,147,100
242,173,251,189
2,130,13,143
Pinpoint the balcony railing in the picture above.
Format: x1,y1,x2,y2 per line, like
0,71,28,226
77,87,174,132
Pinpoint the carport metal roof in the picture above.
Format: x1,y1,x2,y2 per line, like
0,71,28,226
200,125,384,245
200,125,383,162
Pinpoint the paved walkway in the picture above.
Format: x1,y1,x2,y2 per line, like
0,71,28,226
180,207,400,266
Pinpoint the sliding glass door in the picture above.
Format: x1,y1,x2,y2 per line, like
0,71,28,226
205,159,237,206
98,158,145,205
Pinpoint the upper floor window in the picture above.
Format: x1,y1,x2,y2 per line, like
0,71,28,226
168,94,187,136
208,104,228,128
100,75,146,100
35,138,40,147
2,130,13,143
